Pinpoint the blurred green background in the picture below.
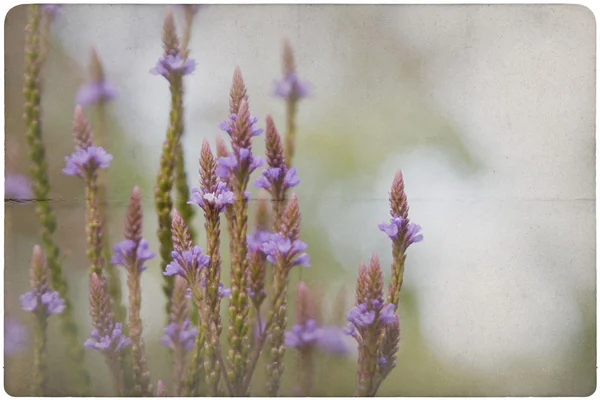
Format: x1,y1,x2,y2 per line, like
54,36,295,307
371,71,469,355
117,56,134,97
4,4,596,396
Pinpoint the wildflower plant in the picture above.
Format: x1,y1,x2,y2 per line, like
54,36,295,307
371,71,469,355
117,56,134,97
11,5,423,397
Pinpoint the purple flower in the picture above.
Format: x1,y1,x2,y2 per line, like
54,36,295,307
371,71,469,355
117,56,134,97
315,327,350,356
346,301,397,332
285,320,349,356
84,323,131,353
150,54,196,79
164,246,210,278
4,317,27,356
188,181,234,213
273,72,311,100
261,233,310,267
247,229,271,253
219,114,263,138
347,304,376,328
160,320,197,351
285,319,319,348
20,289,65,315
218,283,231,298
378,303,397,325
378,217,423,246
111,239,155,272
254,167,300,192
5,174,33,201
76,81,117,106
63,145,113,177
216,150,263,180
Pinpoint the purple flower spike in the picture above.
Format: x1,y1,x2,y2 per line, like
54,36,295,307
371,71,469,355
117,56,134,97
85,323,131,353
41,291,66,314
261,233,310,268
188,181,234,213
63,145,112,177
160,319,197,351
347,304,376,328
379,303,397,326
165,246,210,278
216,155,237,179
285,320,349,356
247,229,272,253
219,113,263,138
111,239,155,272
273,72,311,100
20,289,65,315
76,81,117,106
150,54,196,79
218,283,231,298
19,291,37,312
378,216,423,247
5,174,33,201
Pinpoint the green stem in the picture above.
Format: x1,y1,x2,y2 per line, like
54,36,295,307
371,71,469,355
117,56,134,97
23,5,90,394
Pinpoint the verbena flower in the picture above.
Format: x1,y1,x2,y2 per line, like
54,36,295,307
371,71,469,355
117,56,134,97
4,173,33,200
261,233,310,267
76,81,117,106
247,229,272,253
20,289,65,315
4,317,27,356
62,145,113,177
218,114,263,138
378,216,423,246
187,181,234,213
284,319,348,355
346,300,396,331
84,323,131,353
273,72,311,100
111,239,155,272
163,246,210,278
215,150,263,179
160,320,197,351
255,167,300,191
150,54,196,79
218,283,232,298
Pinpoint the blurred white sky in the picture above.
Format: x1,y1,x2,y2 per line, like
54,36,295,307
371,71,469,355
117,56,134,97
52,4,595,393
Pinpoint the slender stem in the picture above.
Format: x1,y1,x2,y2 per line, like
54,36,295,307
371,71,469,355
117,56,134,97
284,97,297,168
155,74,184,317
31,312,48,396
23,5,91,393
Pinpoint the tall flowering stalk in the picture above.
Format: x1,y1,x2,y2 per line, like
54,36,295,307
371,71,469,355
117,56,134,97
273,40,310,167
377,171,423,308
85,273,131,396
247,195,270,342
20,245,66,396
152,8,197,316
76,49,126,325
255,115,300,229
63,106,112,276
264,194,311,396
161,276,197,396
217,68,264,394
173,4,199,249
111,186,155,395
345,254,398,396
164,212,219,396
23,6,90,392
187,139,233,395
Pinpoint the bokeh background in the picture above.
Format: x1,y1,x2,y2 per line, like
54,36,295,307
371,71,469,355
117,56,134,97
4,4,596,396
